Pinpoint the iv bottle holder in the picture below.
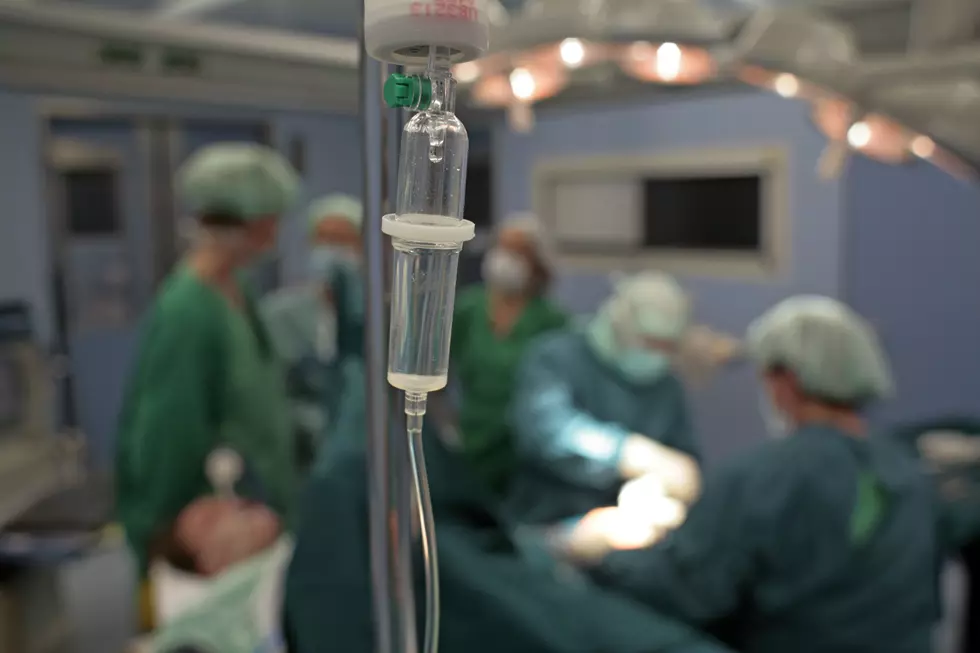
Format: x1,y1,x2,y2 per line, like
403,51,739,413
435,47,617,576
381,214,476,244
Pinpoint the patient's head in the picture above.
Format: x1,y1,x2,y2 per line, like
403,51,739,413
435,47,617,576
174,497,281,576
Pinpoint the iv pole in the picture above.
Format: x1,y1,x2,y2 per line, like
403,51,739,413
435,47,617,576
360,6,418,653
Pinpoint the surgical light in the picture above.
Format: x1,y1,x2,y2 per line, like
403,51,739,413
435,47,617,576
732,9,858,101
773,73,799,98
619,39,716,85
846,122,871,149
560,37,586,67
911,136,936,159
510,67,537,99
454,61,481,84
608,0,727,86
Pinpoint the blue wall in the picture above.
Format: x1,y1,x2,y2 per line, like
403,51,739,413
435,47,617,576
844,157,980,426
493,91,845,464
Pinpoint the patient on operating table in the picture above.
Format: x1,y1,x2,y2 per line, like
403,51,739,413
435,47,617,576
169,496,282,577
145,498,291,653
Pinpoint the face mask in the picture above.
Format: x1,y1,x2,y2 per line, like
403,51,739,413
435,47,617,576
617,349,671,383
758,391,791,439
482,248,531,293
309,246,358,281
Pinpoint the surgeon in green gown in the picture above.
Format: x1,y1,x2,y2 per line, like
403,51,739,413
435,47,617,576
284,408,732,653
451,213,568,494
508,272,702,525
564,296,942,653
261,194,365,466
116,142,301,589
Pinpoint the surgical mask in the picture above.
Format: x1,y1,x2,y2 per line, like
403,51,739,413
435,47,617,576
758,391,791,439
309,246,358,281
482,248,530,293
617,349,671,384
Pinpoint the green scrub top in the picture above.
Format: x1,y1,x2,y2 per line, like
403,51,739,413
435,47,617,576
451,286,568,493
116,265,297,573
592,425,940,653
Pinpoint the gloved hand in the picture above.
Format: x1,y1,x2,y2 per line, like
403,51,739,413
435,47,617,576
175,497,282,577
618,435,701,503
562,507,663,564
618,474,687,530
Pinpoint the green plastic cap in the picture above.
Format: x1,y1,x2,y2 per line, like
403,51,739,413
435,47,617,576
384,73,432,110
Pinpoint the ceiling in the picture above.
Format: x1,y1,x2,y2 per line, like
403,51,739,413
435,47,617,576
39,0,945,54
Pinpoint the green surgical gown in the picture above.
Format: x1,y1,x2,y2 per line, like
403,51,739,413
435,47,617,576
508,330,699,525
284,420,732,653
592,425,941,653
451,286,567,494
116,265,297,573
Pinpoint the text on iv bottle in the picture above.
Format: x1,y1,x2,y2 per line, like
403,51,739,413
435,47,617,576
410,0,479,21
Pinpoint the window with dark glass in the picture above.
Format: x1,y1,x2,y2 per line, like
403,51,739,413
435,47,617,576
457,158,493,288
643,175,762,251
463,159,492,230
64,168,121,236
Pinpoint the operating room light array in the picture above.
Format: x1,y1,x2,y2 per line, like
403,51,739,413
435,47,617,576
457,0,980,180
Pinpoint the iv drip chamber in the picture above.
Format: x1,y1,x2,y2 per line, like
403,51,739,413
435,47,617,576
364,0,490,64
382,69,475,394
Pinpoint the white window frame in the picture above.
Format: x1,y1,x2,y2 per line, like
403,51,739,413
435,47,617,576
532,146,791,280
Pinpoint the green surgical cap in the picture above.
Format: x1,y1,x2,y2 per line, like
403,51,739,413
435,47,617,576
747,295,894,404
308,194,364,232
178,143,300,221
599,272,691,343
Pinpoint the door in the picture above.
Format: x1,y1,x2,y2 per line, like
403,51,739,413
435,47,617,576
46,119,153,470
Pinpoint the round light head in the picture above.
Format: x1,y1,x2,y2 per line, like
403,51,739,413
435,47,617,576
773,73,800,98
471,63,568,107
510,67,537,100
620,40,716,84
812,97,913,165
560,38,586,68
454,61,482,84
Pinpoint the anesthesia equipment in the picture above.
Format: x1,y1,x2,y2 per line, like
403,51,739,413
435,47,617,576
363,1,488,653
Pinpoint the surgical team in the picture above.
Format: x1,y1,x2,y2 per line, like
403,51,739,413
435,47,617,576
115,142,980,653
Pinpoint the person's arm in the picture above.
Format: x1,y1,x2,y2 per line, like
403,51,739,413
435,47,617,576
590,461,757,626
510,341,631,490
118,310,223,569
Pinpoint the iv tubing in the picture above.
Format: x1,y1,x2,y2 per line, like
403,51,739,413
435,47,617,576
406,391,439,653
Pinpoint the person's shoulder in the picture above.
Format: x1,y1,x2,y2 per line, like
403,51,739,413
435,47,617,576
144,269,222,335
710,437,806,498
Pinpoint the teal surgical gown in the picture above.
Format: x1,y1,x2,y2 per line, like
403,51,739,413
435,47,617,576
592,425,940,653
284,419,732,653
116,265,297,573
451,286,568,494
508,330,698,525
261,264,364,460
